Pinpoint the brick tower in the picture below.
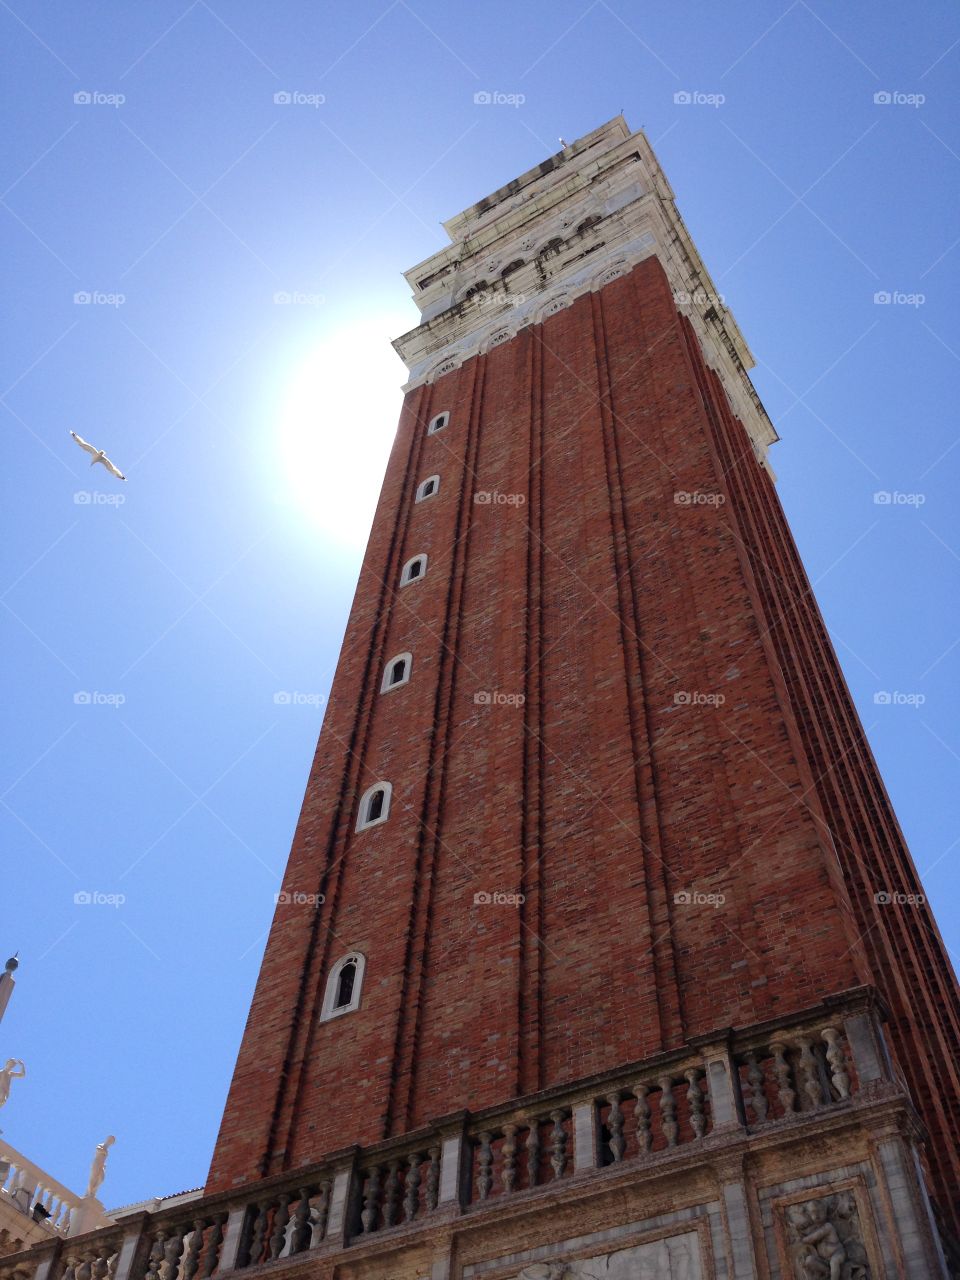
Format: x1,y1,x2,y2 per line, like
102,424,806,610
9,118,959,1280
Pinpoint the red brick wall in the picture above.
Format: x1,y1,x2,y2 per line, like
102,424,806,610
206,256,958,1232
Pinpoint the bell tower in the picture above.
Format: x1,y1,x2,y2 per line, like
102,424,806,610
197,118,960,1278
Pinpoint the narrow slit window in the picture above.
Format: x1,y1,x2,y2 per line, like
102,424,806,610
357,782,392,831
381,653,412,692
416,475,440,503
320,952,366,1021
400,555,427,586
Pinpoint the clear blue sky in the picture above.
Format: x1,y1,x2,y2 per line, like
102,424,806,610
2,0,958,1210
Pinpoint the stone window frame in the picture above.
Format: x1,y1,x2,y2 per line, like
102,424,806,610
400,554,428,587
319,951,367,1022
415,475,440,503
427,411,450,435
356,781,392,832
381,653,412,694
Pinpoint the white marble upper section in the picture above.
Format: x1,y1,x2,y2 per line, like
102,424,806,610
392,117,778,469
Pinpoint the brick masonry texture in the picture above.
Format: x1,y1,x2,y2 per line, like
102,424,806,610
205,256,960,1239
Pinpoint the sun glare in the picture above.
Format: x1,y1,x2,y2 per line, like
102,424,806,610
276,313,411,549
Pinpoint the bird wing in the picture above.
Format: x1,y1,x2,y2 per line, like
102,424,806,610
70,430,99,457
99,455,126,480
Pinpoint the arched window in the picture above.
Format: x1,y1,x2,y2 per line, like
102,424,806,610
400,554,427,586
427,411,450,435
381,652,412,693
357,781,392,831
461,281,488,303
576,215,602,237
415,475,440,503
320,952,366,1021
501,259,525,281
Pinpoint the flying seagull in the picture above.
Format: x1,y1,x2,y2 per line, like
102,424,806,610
70,431,126,480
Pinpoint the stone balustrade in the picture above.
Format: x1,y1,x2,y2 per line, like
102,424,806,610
0,1144,89,1237
0,990,895,1280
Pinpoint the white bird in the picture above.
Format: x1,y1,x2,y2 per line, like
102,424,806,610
70,431,126,480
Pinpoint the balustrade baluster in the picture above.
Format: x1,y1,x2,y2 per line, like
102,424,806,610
606,1093,625,1162
269,1194,290,1260
248,1202,270,1266
658,1077,678,1147
160,1231,184,1280
549,1111,567,1179
685,1068,707,1138
310,1180,331,1248
745,1053,768,1122
425,1148,440,1210
501,1125,518,1192
360,1168,382,1234
382,1161,401,1227
144,1233,165,1280
795,1037,823,1109
632,1083,652,1153
181,1221,205,1280
524,1122,540,1188
770,1040,796,1114
476,1133,494,1201
821,1027,851,1099
200,1215,225,1278
404,1153,422,1222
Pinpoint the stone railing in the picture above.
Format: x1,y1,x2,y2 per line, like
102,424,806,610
0,1144,91,1237
0,989,897,1280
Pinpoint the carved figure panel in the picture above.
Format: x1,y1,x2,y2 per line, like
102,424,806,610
782,1193,871,1280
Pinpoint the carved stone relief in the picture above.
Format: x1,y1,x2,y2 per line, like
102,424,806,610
513,1230,703,1280
782,1193,871,1280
